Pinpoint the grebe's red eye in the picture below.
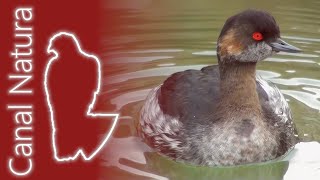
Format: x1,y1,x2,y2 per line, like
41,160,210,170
252,32,263,41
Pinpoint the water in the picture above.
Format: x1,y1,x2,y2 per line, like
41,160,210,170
100,0,320,179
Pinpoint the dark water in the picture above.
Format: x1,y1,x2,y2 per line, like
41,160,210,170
100,0,320,179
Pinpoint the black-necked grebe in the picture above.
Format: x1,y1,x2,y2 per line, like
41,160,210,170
138,9,301,166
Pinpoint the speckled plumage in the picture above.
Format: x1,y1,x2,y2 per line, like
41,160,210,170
138,9,299,166
139,65,298,166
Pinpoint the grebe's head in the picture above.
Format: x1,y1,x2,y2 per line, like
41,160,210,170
217,9,301,64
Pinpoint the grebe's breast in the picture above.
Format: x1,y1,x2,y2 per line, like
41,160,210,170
138,65,297,166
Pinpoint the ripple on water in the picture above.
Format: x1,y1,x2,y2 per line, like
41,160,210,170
105,56,173,64
192,50,217,56
266,58,316,63
127,49,184,53
157,63,176,67
101,1,320,179
283,35,320,43
278,51,319,58
100,137,168,180
284,142,320,180
281,90,320,111
100,137,320,180
269,78,320,111
286,70,296,73
271,78,320,87
104,64,209,84
110,89,151,110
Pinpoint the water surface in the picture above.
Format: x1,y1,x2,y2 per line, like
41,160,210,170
100,0,320,179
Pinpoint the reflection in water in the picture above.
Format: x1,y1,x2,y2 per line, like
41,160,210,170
282,90,320,111
100,136,320,180
110,89,151,110
266,57,316,63
100,0,320,179
100,137,168,180
104,65,209,84
106,56,174,64
283,142,320,180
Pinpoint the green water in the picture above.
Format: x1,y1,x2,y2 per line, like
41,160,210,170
100,0,320,179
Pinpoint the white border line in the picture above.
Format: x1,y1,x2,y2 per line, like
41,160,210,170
44,31,119,162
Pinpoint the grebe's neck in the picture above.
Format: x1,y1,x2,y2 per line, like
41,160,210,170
218,60,262,117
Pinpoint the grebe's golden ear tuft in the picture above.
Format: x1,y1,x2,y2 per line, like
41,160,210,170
218,29,243,58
